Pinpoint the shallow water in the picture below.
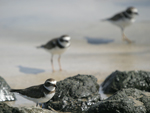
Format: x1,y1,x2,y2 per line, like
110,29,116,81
99,85,108,100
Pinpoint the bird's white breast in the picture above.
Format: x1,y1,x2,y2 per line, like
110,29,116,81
20,93,55,103
46,47,68,55
110,18,135,29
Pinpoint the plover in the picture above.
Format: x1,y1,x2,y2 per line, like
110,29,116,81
103,7,138,43
37,35,71,72
10,78,57,107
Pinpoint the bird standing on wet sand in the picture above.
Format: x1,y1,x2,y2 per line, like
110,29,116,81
10,78,57,107
103,7,138,43
37,35,71,72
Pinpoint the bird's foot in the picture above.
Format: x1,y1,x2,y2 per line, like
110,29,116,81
39,103,43,108
124,38,135,44
36,103,38,107
52,70,55,73
36,103,43,108
122,34,134,44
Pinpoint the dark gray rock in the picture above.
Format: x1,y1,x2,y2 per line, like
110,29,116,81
44,74,101,112
0,102,22,113
87,88,150,113
102,70,150,94
19,106,56,113
0,76,16,101
0,102,55,113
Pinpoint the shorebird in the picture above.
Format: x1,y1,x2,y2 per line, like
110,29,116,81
103,7,138,43
10,78,57,107
37,35,71,72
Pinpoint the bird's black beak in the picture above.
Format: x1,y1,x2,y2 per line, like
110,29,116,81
65,40,69,42
135,12,139,15
53,84,57,88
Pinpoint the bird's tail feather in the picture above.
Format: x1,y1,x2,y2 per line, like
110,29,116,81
101,18,109,21
10,89,21,93
36,45,45,49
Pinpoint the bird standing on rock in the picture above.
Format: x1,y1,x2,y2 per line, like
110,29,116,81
10,78,57,107
37,35,71,72
103,7,138,43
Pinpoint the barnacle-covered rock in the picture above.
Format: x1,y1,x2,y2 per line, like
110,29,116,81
87,88,150,113
102,70,150,94
0,102,55,113
44,74,101,112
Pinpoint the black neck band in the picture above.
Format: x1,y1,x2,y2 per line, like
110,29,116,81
56,40,65,48
123,12,132,19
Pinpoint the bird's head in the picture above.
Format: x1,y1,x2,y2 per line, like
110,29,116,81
59,35,71,47
44,78,57,91
60,35,71,42
126,7,138,17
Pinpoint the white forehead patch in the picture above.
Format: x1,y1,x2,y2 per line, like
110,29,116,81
50,81,57,84
132,8,138,12
63,37,71,41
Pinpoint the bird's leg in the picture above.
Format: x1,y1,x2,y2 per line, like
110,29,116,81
36,103,38,107
122,33,133,43
51,55,55,72
121,29,132,43
36,103,43,108
39,103,43,108
58,55,62,71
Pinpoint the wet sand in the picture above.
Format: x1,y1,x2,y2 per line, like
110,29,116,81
3,37,150,107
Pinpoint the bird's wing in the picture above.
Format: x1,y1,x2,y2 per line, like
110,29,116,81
107,12,124,21
14,85,45,98
42,38,58,49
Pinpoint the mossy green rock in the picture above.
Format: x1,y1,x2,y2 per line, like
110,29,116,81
87,88,150,113
45,74,101,112
102,70,150,94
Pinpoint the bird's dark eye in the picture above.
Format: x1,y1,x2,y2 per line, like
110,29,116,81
45,82,51,87
65,40,68,42
60,38,64,42
126,10,132,14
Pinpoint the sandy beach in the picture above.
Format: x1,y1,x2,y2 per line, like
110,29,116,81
0,0,150,107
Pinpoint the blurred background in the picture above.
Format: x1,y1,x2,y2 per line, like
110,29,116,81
0,0,150,106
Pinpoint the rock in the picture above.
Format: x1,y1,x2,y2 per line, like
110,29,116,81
19,106,56,113
0,102,56,113
102,70,150,94
0,102,22,113
0,76,16,101
44,74,101,112
87,88,150,113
